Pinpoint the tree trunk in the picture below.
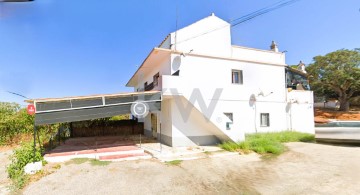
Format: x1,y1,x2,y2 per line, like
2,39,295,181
338,96,350,111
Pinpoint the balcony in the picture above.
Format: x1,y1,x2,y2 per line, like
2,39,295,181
140,75,184,95
144,82,154,91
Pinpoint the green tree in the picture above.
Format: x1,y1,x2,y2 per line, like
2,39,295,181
307,49,360,111
0,102,34,144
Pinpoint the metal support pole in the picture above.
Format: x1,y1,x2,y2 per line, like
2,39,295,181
33,124,36,163
69,122,73,138
58,126,60,145
159,112,162,153
140,134,142,148
160,129,162,153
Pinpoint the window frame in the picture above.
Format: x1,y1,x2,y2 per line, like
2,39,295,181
224,112,233,130
231,69,243,85
260,113,270,127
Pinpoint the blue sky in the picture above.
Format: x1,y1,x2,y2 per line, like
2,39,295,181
0,0,359,105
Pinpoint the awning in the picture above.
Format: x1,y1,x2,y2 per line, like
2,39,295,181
25,91,162,125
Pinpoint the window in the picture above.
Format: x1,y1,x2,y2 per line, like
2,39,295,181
260,113,270,127
224,113,233,130
153,72,160,86
232,70,243,84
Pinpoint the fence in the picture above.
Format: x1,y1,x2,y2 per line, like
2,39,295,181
71,120,144,137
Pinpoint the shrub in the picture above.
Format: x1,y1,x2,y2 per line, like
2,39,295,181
7,142,44,189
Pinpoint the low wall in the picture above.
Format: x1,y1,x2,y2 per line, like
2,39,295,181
71,120,144,137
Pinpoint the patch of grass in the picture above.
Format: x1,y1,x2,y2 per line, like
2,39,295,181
165,160,182,166
66,158,89,165
90,159,111,166
247,131,315,143
219,131,315,156
218,141,240,152
52,164,61,169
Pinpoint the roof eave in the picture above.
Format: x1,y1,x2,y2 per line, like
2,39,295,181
126,48,156,87
126,47,172,87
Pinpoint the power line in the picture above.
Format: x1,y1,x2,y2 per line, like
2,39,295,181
230,0,291,23
231,0,301,27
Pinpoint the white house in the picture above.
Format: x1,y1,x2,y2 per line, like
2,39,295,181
126,13,315,147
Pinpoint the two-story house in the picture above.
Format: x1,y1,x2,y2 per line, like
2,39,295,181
126,13,314,147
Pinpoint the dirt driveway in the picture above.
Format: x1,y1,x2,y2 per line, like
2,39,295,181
0,148,12,195
23,142,360,195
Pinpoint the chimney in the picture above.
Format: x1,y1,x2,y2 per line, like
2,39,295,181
270,41,279,52
297,61,307,73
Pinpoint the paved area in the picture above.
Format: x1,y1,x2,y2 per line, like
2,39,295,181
316,126,360,144
45,136,151,162
139,142,233,161
45,136,231,162
23,142,360,194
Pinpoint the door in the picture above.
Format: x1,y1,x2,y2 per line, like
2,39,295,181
151,113,157,138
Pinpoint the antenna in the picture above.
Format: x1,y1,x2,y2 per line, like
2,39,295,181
174,1,178,51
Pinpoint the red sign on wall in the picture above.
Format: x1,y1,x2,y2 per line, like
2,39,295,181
27,104,36,115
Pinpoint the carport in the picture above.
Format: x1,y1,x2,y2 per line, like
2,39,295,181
25,91,162,161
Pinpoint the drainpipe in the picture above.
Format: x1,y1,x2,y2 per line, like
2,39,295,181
289,102,293,131
254,103,257,133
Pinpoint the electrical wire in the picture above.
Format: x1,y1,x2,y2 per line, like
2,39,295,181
231,0,301,27
6,91,30,99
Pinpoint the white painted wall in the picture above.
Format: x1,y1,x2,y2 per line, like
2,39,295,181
129,14,315,147
287,90,315,134
170,97,223,146
177,54,286,103
170,14,232,58
232,46,286,65
159,98,172,145
165,54,289,136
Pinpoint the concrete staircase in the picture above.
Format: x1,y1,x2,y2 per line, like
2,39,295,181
178,95,239,142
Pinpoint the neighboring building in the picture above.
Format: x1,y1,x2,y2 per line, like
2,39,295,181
126,13,315,147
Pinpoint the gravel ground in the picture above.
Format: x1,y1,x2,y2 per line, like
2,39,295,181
0,149,12,195
23,142,360,195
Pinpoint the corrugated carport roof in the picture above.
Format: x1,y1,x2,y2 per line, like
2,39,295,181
26,91,162,125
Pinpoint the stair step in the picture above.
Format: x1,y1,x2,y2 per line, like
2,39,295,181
44,147,146,163
99,153,152,161
45,146,142,157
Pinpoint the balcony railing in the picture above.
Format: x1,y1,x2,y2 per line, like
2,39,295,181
144,82,154,91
